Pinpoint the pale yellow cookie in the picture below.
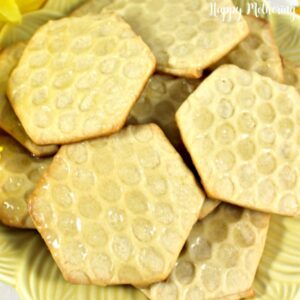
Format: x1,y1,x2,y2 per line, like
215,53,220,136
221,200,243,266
8,14,156,145
211,16,284,82
283,58,300,94
128,74,200,151
0,43,58,156
127,75,218,220
176,65,300,216
143,203,270,300
143,281,254,300
199,198,221,220
29,124,205,286
103,0,249,78
214,288,255,300
0,134,51,228
71,0,111,16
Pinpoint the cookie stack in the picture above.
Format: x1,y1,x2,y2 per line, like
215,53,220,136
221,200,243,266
0,1,299,299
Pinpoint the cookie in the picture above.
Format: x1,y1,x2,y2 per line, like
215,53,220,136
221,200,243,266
283,58,300,93
176,65,300,216
29,124,205,286
0,43,58,156
199,198,220,220
0,134,51,228
8,13,156,145
211,16,284,82
128,74,200,151
103,0,249,78
218,289,255,300
143,203,270,300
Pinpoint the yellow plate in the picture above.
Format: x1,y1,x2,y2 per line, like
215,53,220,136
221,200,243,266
0,0,300,299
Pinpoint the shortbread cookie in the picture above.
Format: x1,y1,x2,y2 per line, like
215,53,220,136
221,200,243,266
8,14,155,145
176,65,300,216
211,16,284,82
127,75,217,220
219,289,255,300
103,0,249,78
283,58,300,93
0,134,51,228
29,124,205,286
128,74,200,150
71,0,111,16
0,43,58,156
199,198,220,220
143,286,255,300
143,203,269,300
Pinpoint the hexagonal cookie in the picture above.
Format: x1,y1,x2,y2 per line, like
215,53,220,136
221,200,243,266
102,0,249,78
126,73,219,220
143,203,270,300
176,65,300,216
0,43,58,156
29,124,205,286
283,58,300,94
0,134,51,228
211,16,284,82
127,75,220,220
8,13,155,145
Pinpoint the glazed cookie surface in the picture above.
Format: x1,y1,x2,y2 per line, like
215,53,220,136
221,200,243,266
143,203,270,300
211,16,284,82
177,65,300,216
103,0,249,78
8,14,155,145
29,124,205,286
0,134,51,228
0,43,58,156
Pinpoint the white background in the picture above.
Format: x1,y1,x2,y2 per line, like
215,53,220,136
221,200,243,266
0,282,20,300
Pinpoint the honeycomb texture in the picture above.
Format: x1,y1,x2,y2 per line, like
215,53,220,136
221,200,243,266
8,14,156,145
199,198,220,220
283,59,300,94
176,65,300,216
71,0,111,16
143,203,270,300
127,74,200,151
0,43,58,156
29,124,205,286
142,286,255,300
103,0,249,78
127,75,215,220
211,16,284,82
217,289,254,300
0,134,51,228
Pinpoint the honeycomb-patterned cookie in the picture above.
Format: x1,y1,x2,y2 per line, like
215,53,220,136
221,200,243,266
143,203,270,300
128,74,200,151
199,198,220,220
211,16,284,82
0,43,58,156
71,0,111,16
0,134,51,228
8,14,156,145
218,289,255,300
283,58,300,94
176,65,300,216
102,0,249,78
126,75,217,220
142,288,256,300
29,124,205,286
